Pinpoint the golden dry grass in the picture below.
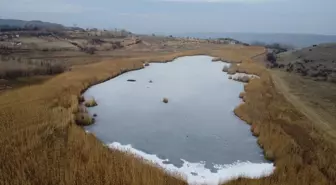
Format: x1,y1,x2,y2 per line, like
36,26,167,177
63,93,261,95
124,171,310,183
84,98,98,107
272,70,336,139
5,44,336,185
223,60,336,185
238,92,246,101
0,45,264,185
75,113,94,125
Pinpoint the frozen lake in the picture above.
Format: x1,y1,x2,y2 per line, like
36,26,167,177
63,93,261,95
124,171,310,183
84,56,274,184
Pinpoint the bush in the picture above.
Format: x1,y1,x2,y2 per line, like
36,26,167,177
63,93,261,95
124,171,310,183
0,60,66,80
82,47,96,54
250,124,260,137
265,150,275,161
78,96,85,103
239,92,245,99
84,99,98,107
75,113,95,126
266,53,277,63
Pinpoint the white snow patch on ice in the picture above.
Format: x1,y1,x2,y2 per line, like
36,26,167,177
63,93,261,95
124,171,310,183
108,142,275,185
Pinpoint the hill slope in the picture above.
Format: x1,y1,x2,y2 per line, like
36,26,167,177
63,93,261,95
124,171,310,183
176,32,336,48
277,43,336,82
0,19,65,30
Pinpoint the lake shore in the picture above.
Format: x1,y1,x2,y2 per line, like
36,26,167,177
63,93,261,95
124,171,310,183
82,55,274,184
1,45,336,185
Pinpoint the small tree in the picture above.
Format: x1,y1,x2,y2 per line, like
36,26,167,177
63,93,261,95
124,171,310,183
266,53,277,63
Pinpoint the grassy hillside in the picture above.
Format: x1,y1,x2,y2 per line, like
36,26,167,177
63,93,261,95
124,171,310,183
177,32,336,48
0,19,64,30
276,43,336,82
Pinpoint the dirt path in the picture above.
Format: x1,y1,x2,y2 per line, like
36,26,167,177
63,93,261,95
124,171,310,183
271,72,336,144
251,50,267,59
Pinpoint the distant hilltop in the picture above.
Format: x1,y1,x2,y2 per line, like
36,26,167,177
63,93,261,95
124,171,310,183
0,19,65,31
0,18,133,38
178,36,249,46
175,32,336,48
217,37,248,45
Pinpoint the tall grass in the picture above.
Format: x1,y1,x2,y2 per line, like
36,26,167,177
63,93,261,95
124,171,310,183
7,45,333,185
0,56,66,79
223,60,336,185
0,52,195,185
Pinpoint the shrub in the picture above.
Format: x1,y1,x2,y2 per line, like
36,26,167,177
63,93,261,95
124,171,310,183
84,99,98,107
257,138,264,149
266,53,277,63
82,47,96,54
250,124,260,136
0,58,66,79
265,150,275,161
239,92,245,99
78,96,85,103
75,113,95,126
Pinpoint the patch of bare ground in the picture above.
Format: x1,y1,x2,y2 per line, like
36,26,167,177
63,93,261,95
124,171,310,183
0,46,265,185
223,60,336,185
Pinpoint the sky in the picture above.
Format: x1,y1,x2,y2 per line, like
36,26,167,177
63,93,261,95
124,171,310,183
0,0,336,35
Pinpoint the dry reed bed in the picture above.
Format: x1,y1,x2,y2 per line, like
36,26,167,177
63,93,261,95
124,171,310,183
0,46,264,185
224,60,336,185
3,45,335,185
